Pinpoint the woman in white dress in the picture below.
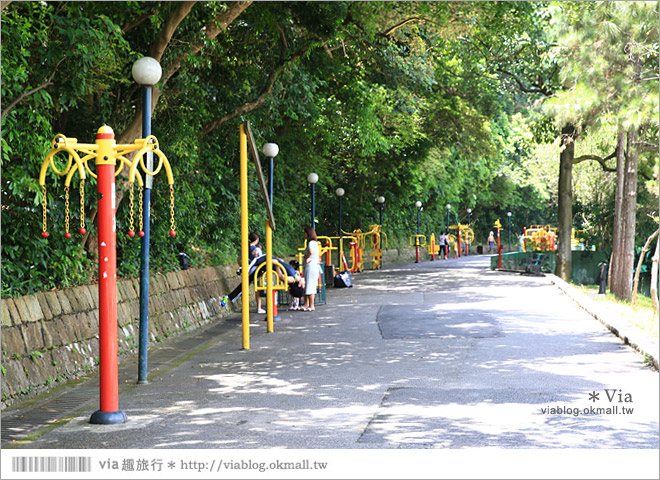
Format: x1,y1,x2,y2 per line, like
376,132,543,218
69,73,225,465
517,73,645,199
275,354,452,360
302,226,319,311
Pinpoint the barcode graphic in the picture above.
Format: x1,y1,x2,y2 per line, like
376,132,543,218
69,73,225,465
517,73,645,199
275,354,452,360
11,456,92,473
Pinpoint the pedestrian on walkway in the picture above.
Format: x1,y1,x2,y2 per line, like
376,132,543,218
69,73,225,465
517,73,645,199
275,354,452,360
488,231,495,253
302,226,319,312
438,231,448,259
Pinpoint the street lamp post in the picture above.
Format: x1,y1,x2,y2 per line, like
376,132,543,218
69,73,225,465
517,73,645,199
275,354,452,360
307,172,318,228
132,56,162,385
378,196,385,227
507,211,512,252
377,196,385,269
467,208,472,256
263,143,280,327
415,201,422,263
446,204,451,232
263,143,279,206
336,187,345,271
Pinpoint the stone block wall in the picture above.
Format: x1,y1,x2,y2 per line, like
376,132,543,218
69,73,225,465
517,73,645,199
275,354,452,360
1,249,418,409
381,247,417,265
1,264,238,408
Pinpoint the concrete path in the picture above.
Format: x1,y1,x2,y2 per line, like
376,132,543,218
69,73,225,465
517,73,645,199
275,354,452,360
2,256,658,451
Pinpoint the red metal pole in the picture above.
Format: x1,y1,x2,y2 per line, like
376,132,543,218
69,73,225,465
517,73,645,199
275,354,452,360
98,163,118,411
431,235,435,261
90,126,125,424
458,229,461,258
272,290,278,317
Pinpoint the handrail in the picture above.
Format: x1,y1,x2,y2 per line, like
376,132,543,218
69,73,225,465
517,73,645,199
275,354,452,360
253,261,287,291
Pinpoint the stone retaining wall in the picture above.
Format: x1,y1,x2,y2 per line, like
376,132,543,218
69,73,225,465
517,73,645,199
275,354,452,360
1,248,417,409
1,264,238,408
380,247,418,265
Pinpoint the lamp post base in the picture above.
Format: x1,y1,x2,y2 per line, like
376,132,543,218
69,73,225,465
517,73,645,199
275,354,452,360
90,409,127,425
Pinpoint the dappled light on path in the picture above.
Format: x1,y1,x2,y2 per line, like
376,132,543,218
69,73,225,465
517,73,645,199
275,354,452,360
9,256,658,449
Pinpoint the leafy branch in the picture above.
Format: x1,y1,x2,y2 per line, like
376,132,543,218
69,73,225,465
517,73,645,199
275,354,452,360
1,58,65,119
380,16,443,37
198,39,327,138
117,1,252,145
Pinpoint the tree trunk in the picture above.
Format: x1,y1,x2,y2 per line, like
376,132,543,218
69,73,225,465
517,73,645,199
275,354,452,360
82,1,252,253
610,129,639,301
556,125,575,282
609,127,626,292
632,229,659,307
650,236,659,312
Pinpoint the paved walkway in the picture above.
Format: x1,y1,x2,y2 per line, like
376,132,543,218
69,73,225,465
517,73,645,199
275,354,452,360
2,256,658,451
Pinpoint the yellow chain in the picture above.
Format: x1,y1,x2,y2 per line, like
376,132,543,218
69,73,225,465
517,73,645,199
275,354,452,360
128,182,135,232
169,184,176,233
79,179,86,230
64,185,70,234
138,187,143,232
41,185,48,234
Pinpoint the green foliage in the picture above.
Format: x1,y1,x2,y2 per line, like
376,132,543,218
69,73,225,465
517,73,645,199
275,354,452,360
1,1,131,296
3,1,650,297
29,351,44,362
544,0,659,248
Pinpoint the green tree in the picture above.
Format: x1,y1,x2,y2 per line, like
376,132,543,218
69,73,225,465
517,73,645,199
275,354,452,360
1,1,575,296
545,1,659,300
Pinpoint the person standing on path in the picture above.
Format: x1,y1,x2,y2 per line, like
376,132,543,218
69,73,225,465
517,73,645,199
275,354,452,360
488,231,495,253
438,231,448,259
302,226,319,312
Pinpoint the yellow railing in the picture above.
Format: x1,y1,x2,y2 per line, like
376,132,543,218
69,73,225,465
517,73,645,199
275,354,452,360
409,234,427,248
253,260,288,293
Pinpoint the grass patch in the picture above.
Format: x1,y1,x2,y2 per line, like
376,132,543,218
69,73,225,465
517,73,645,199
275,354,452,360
575,285,658,338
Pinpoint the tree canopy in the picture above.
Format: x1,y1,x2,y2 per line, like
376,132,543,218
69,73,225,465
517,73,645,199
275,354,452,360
1,1,658,297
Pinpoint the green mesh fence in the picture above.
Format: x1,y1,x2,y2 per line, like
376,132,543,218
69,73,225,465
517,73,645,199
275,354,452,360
491,250,608,285
571,250,608,285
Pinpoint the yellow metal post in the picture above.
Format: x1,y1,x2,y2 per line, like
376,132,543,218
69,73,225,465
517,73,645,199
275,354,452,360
266,219,274,333
240,124,250,349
